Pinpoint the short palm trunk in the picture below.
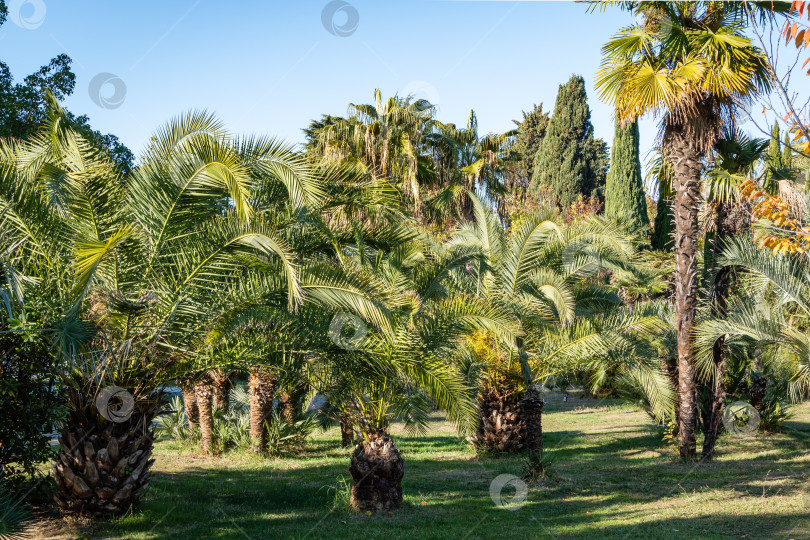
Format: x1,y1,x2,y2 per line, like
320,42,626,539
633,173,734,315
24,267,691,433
348,432,404,512
520,388,544,476
473,388,526,454
53,387,161,517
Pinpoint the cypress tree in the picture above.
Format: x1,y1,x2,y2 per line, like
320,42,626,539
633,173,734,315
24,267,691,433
766,121,782,178
604,118,648,231
512,104,550,183
529,75,604,208
783,131,793,171
650,154,674,251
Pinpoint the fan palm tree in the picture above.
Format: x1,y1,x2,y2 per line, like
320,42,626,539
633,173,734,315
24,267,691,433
596,0,774,460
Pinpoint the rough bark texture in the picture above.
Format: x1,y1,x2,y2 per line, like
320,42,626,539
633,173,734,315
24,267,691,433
340,416,355,448
348,432,404,513
278,393,294,426
194,379,215,455
669,130,703,461
209,369,232,413
178,379,198,430
702,264,730,460
750,375,768,410
248,368,277,454
53,387,161,517
520,388,544,476
473,387,526,454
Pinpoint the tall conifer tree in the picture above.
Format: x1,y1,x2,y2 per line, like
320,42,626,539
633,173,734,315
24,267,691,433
605,119,648,231
530,75,605,208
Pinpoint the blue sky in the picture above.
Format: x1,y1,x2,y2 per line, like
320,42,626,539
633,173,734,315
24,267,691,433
0,0,784,169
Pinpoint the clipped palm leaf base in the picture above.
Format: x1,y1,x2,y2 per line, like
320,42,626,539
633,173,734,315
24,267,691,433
473,388,526,454
348,433,404,513
53,388,162,518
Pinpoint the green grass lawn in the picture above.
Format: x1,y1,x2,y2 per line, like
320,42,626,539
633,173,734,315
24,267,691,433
35,394,810,539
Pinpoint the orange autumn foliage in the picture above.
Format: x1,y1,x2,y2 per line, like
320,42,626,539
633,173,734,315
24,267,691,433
741,178,810,254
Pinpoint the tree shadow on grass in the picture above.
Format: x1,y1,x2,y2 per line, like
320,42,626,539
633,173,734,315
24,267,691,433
61,419,809,539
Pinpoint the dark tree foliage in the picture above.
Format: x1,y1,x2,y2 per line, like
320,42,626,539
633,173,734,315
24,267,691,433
651,197,674,250
0,50,134,174
783,131,793,170
511,103,550,185
605,119,648,231
69,112,135,175
588,137,610,194
529,75,607,208
0,329,63,483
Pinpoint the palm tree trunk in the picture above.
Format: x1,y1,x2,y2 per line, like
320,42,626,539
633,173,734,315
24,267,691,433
209,369,232,413
473,387,526,454
348,431,404,512
340,415,355,448
668,130,704,461
178,378,198,430
53,387,162,517
520,388,544,477
279,392,294,425
194,378,215,455
702,200,744,460
248,368,277,454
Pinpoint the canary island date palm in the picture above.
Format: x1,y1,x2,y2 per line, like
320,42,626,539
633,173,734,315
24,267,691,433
596,0,773,460
447,194,673,456
0,95,308,515
213,227,520,511
329,245,519,512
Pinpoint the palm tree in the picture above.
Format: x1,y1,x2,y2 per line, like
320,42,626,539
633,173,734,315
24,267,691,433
328,248,519,512
695,237,810,411
596,1,773,460
448,194,673,459
0,96,308,514
309,89,436,218
701,128,767,459
425,111,516,226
